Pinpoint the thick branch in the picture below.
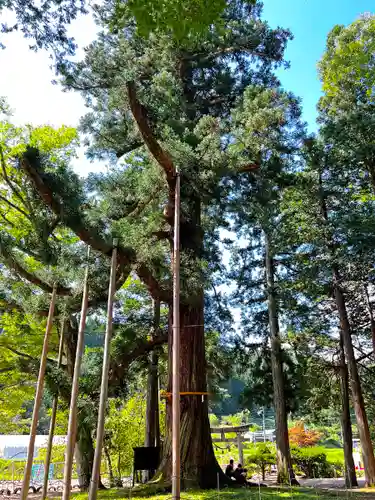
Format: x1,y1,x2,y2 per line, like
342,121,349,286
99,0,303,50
356,351,374,363
2,345,35,360
127,81,176,185
21,149,116,255
136,263,170,303
0,147,28,208
109,332,167,387
0,194,29,219
116,140,144,158
21,148,168,302
238,162,259,173
0,366,13,374
2,253,71,296
1,345,55,364
68,264,131,314
185,45,280,64
152,230,171,241
127,187,161,218
0,212,14,227
0,296,49,317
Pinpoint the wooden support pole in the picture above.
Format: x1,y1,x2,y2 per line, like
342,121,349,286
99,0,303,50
62,250,90,500
172,171,181,500
21,286,57,500
237,434,244,466
89,240,118,500
42,317,66,500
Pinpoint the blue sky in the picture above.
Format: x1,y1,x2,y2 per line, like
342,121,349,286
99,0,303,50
262,0,374,131
0,0,373,172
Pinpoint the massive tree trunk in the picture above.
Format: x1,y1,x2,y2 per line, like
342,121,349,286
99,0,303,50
264,232,297,485
157,299,227,488
144,299,161,481
339,332,357,488
333,276,375,486
156,185,227,489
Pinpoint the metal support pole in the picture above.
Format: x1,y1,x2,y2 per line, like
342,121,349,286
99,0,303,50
62,249,90,500
21,286,57,500
89,240,118,500
42,317,66,500
172,171,181,500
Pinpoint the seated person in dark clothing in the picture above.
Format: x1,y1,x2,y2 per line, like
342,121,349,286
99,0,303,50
225,459,235,478
233,464,266,488
233,464,248,484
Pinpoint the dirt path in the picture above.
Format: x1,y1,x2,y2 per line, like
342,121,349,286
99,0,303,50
299,478,366,490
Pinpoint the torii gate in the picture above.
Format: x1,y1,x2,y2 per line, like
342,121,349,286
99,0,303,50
210,425,250,465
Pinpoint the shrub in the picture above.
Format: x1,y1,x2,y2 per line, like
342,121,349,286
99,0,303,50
291,446,335,478
37,444,66,463
209,414,219,426
0,459,27,481
320,438,341,448
245,443,276,480
289,421,322,447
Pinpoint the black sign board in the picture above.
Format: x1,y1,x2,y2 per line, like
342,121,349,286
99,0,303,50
133,447,160,485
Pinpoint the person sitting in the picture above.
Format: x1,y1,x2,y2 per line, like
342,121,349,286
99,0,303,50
233,464,263,487
233,464,248,485
225,459,235,479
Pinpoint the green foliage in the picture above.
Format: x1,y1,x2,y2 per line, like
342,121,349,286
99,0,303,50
0,312,51,433
37,444,66,463
220,411,249,427
105,394,165,478
0,459,27,481
290,446,343,479
209,413,219,426
112,0,227,41
245,443,276,480
319,15,375,109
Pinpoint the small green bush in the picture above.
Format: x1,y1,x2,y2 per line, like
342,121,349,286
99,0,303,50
0,459,27,481
245,443,276,480
291,446,340,478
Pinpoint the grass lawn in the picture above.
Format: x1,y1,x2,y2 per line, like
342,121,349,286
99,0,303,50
213,443,346,471
67,487,375,500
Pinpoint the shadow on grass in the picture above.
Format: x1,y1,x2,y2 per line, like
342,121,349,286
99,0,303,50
68,485,375,500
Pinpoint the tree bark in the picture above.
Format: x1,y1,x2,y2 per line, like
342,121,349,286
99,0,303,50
363,284,375,359
103,445,115,488
157,300,227,488
75,417,95,490
144,299,161,482
264,232,297,485
333,275,375,486
339,331,357,488
317,169,375,485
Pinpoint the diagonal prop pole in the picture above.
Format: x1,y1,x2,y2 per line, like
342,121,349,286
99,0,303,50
42,316,66,500
62,248,90,500
172,170,181,500
21,285,57,500
89,240,118,500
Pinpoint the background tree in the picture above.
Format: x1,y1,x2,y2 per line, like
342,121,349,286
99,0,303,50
228,85,305,483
